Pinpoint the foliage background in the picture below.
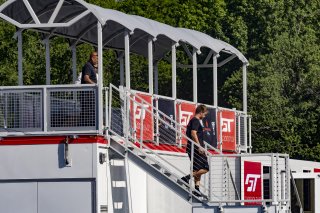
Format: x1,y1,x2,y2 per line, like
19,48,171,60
0,0,319,161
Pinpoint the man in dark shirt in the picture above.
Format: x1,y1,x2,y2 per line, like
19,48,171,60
79,52,98,126
81,52,98,84
181,104,209,197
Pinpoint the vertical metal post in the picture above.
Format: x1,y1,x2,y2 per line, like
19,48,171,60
285,156,291,209
108,85,112,129
154,62,159,94
172,43,177,99
237,113,241,153
71,45,77,83
120,57,124,86
213,54,218,106
155,98,159,145
178,102,182,147
140,106,144,150
17,30,23,85
243,64,248,113
192,48,197,103
44,38,51,85
43,87,48,132
148,37,153,94
219,110,223,152
248,115,252,154
97,22,103,134
105,87,108,136
189,142,194,200
124,31,130,90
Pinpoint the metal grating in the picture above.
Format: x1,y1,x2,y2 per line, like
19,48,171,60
0,91,42,131
48,88,97,130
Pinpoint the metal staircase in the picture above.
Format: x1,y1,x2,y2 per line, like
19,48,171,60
106,84,223,205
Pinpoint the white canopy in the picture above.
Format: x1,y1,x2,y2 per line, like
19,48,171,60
0,0,248,63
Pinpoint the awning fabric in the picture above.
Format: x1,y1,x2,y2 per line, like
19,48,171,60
0,0,248,63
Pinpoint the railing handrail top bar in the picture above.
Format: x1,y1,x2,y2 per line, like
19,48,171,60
210,153,289,157
125,85,248,115
0,84,97,90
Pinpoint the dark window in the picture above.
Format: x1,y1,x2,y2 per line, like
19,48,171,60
303,179,311,211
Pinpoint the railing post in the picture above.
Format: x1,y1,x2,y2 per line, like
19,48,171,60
285,155,291,210
155,97,159,145
190,141,194,201
43,87,48,133
178,101,182,147
97,22,103,134
219,109,223,152
237,113,241,153
104,87,108,137
248,115,252,154
108,85,112,131
140,105,144,150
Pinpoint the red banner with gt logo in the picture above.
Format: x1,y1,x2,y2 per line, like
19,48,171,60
217,110,236,152
243,161,262,206
176,101,196,145
130,93,154,142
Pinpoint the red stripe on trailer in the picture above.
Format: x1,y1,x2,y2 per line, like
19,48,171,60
314,168,320,173
0,135,107,146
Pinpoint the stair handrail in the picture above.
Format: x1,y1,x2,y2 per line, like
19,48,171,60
290,170,304,213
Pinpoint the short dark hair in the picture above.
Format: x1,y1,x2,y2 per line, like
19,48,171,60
195,104,207,114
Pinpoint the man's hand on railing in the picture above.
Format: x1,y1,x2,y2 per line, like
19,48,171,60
198,146,206,155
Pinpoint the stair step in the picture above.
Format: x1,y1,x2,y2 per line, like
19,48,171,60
164,170,172,177
151,163,161,170
139,155,147,159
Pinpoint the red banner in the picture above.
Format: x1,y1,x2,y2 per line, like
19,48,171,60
314,168,320,173
130,93,154,142
244,161,262,205
176,102,196,145
217,110,236,152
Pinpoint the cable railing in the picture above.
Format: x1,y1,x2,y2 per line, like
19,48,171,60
107,84,291,207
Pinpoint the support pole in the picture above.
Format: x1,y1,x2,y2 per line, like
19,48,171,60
148,37,153,94
97,22,103,134
71,45,77,83
213,54,218,106
120,56,124,86
154,62,158,95
192,48,197,103
124,31,130,90
44,38,51,85
172,43,177,99
17,30,23,85
243,64,248,113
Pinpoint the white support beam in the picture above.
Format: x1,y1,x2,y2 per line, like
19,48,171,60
48,0,64,24
243,64,248,113
71,45,77,83
203,50,214,65
23,0,40,24
97,22,103,134
182,43,193,61
44,38,51,85
17,30,23,85
148,37,153,94
0,13,23,28
218,54,237,67
171,43,177,99
154,62,158,95
192,48,197,103
213,54,218,106
124,31,130,89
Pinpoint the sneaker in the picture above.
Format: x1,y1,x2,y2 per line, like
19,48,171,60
178,175,190,187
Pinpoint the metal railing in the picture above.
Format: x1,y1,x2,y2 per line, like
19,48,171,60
107,84,291,206
0,85,98,135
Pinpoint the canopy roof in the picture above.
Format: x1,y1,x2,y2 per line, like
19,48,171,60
0,0,248,63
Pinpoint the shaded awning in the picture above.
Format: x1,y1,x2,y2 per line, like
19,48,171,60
0,0,248,63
